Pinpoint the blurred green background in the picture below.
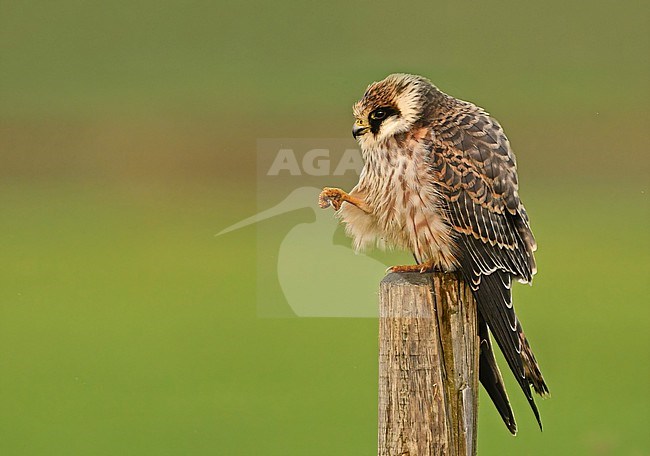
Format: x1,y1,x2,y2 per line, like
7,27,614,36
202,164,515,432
1,1,649,455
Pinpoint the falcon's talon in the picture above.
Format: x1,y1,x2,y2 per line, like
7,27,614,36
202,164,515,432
389,260,435,274
318,187,347,211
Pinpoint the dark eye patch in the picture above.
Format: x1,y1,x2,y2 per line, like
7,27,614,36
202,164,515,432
368,106,399,133
370,109,387,120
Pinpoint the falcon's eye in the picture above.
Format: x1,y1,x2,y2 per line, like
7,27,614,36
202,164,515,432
367,106,399,134
370,109,387,121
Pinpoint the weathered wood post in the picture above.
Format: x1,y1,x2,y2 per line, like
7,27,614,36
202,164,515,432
378,272,480,456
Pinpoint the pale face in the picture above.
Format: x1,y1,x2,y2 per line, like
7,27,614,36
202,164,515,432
352,105,410,146
352,74,429,147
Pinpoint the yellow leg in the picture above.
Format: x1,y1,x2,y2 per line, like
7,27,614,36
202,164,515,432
389,259,435,274
318,187,370,213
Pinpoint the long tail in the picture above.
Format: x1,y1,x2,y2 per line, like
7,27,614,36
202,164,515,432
478,314,517,434
473,271,549,431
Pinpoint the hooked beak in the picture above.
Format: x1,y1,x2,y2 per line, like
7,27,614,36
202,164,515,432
352,122,369,139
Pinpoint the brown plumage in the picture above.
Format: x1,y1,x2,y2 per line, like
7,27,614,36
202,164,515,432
319,73,549,434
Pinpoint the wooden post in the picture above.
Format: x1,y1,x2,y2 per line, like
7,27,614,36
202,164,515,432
378,272,480,456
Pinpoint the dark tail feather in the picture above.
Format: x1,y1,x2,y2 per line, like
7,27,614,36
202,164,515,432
472,271,547,431
518,319,550,397
525,386,543,432
479,315,517,435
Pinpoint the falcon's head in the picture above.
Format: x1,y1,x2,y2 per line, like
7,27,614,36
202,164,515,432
352,73,440,145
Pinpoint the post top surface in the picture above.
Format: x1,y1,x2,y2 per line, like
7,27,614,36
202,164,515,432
381,271,460,286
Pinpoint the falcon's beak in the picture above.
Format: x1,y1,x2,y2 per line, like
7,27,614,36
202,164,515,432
352,122,369,139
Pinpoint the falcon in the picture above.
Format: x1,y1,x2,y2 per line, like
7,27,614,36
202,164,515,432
319,73,549,434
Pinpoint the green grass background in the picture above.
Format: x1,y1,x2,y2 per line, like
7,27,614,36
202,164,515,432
1,1,648,455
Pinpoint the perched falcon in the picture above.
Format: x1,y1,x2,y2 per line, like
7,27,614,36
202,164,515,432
319,73,549,434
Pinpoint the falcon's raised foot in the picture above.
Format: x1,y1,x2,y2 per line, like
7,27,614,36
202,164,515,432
319,187,370,213
389,259,435,274
318,187,346,211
